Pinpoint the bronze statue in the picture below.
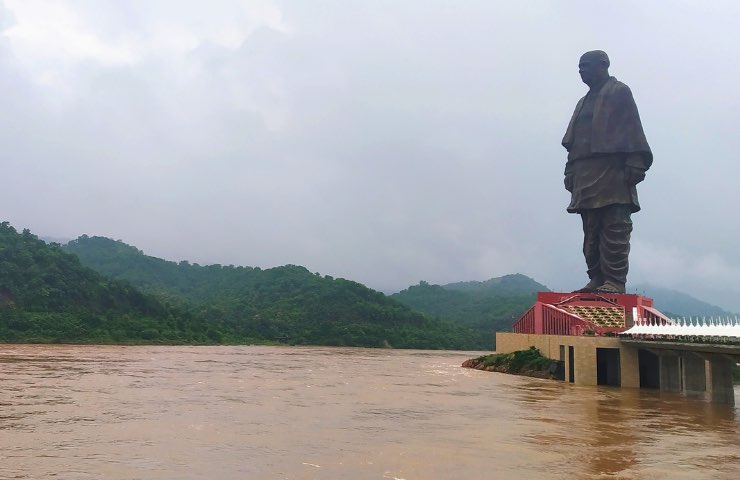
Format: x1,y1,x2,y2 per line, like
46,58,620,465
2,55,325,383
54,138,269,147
562,51,652,294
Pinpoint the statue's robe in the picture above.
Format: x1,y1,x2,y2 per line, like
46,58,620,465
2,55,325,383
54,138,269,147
562,77,652,213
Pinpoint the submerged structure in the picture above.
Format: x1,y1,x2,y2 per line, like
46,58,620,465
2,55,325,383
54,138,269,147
496,292,739,405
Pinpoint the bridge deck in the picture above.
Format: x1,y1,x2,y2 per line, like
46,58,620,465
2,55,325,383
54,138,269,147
620,339,740,358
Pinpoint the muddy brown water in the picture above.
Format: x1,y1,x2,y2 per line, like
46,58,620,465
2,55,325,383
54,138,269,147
1,345,738,479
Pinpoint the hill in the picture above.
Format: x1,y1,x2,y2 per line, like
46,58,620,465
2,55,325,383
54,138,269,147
0,222,215,343
391,274,548,349
443,274,549,296
62,235,477,349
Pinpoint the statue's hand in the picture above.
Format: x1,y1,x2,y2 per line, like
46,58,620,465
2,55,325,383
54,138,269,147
624,165,646,185
564,174,574,192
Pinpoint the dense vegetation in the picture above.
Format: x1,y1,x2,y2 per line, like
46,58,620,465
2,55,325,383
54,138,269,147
60,234,477,349
463,347,553,376
6,218,737,353
0,222,220,343
391,275,547,349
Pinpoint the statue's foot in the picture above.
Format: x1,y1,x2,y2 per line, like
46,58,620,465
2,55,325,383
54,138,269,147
595,281,625,294
573,279,601,293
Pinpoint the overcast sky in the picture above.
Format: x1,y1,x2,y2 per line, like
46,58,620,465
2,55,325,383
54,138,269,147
2,1,740,310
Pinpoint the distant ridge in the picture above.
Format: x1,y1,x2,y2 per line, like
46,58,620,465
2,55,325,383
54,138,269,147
62,235,478,349
22,225,734,349
391,274,547,349
39,235,73,245
443,274,550,296
631,283,735,317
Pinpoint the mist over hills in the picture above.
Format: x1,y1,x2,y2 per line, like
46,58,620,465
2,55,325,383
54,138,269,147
59,234,739,341
52,231,740,319
442,274,550,296
631,283,735,318
0,223,478,348
3,220,731,349
60,235,553,349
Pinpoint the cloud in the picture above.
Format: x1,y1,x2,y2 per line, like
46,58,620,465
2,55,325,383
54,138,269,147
631,240,740,311
2,0,291,99
2,1,740,310
4,1,136,68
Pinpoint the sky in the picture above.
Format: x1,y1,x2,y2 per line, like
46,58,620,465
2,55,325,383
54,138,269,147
2,1,740,310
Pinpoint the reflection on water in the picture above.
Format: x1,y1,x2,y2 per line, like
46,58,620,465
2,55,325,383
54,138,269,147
0,345,737,479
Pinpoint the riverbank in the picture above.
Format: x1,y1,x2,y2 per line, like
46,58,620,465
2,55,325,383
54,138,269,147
462,346,554,379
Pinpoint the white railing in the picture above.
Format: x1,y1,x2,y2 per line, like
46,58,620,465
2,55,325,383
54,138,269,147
622,315,740,339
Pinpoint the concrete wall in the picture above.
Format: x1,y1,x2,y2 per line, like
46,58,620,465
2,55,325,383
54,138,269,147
495,332,736,405
495,332,640,388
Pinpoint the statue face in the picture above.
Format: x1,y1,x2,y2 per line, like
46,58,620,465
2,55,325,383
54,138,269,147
578,53,606,86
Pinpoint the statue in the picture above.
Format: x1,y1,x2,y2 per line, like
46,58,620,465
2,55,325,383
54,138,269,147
562,50,652,294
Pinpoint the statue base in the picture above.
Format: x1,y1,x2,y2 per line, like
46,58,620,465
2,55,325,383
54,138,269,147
511,291,668,336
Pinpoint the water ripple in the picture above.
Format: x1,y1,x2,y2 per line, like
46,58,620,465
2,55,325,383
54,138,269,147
0,345,737,480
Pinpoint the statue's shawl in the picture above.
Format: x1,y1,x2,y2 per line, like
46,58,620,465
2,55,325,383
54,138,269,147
562,77,652,167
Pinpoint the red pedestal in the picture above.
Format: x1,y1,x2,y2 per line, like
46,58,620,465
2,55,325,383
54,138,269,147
512,291,666,336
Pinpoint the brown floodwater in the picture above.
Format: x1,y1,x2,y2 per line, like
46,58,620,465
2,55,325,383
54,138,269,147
0,345,737,479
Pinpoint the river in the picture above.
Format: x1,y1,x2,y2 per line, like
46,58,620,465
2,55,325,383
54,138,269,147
0,345,737,479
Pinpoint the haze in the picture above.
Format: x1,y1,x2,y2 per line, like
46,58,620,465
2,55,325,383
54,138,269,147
2,1,739,310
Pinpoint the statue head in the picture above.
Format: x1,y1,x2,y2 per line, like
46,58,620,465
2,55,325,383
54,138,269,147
578,50,610,88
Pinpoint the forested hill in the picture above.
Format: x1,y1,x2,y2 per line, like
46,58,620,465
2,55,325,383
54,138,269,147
391,275,548,349
62,235,478,349
0,222,213,343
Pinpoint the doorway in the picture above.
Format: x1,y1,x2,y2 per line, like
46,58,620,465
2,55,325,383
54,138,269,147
596,348,621,386
638,349,660,389
568,346,575,383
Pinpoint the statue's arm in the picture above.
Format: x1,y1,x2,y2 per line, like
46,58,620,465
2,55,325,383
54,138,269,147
624,153,648,185
564,160,575,192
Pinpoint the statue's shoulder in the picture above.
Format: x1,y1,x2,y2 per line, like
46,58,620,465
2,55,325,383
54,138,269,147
604,77,634,98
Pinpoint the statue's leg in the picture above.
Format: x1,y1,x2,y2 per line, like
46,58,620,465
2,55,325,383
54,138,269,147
580,210,603,290
598,204,632,293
